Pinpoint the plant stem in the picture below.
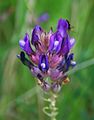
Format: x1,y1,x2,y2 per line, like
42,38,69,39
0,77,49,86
43,92,58,120
50,93,58,120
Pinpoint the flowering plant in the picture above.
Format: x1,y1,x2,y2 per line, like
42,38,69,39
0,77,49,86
17,18,76,119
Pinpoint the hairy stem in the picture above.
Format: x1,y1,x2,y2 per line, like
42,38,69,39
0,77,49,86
50,93,58,120
43,92,58,120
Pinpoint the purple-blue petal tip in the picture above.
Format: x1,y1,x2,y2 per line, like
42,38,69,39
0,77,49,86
57,18,69,31
19,33,33,55
31,25,42,45
39,55,49,72
19,40,25,50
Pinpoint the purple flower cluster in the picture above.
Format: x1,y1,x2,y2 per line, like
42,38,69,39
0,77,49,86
17,18,76,93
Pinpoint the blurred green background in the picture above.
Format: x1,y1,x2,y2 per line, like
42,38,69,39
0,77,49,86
0,0,94,120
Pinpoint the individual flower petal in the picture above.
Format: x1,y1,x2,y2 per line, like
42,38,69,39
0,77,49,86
38,55,49,72
57,18,69,30
69,37,75,49
64,53,75,71
61,36,76,56
67,53,74,60
71,61,76,67
61,37,69,55
57,53,74,72
68,53,76,67
49,32,63,54
57,18,68,38
19,33,33,55
31,25,42,45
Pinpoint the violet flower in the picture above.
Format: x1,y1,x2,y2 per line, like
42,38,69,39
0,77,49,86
19,33,33,55
17,18,76,93
37,13,49,23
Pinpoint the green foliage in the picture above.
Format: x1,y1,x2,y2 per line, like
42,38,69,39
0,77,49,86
0,0,94,120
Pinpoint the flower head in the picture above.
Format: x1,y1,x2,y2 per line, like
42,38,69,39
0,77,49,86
17,18,76,93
